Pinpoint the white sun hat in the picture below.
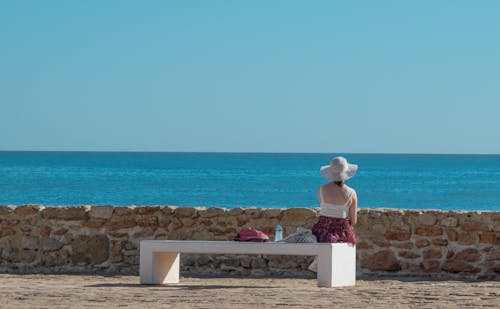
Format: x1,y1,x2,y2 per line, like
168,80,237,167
320,156,358,181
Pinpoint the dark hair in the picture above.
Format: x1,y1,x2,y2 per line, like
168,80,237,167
334,181,344,187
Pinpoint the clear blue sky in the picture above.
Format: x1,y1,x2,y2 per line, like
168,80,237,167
1,1,499,154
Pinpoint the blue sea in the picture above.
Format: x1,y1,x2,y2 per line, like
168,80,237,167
0,152,499,211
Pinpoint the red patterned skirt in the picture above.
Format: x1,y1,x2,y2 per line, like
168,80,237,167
312,216,357,245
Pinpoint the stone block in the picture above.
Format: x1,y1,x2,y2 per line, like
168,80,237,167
180,218,195,227
459,212,492,232
105,218,136,230
162,206,176,215
372,238,390,247
40,251,69,267
2,219,19,227
236,216,249,226
110,239,126,255
132,228,155,239
361,250,400,271
280,208,316,226
418,213,437,225
262,208,283,219
215,221,228,228
415,226,443,236
457,232,477,245
0,205,15,216
251,257,266,269
157,213,173,227
20,226,32,233
0,238,12,258
112,206,135,216
479,233,497,244
243,208,262,218
400,262,421,272
124,240,138,250
123,249,138,256
133,206,161,215
84,219,106,228
398,251,420,259
486,249,500,261
10,248,37,263
123,254,139,265
135,216,158,227
53,228,68,236
41,206,89,221
494,219,500,232
1,229,16,237
199,207,226,218
195,254,213,267
485,261,500,276
422,248,442,259
14,205,44,217
89,206,114,219
199,219,214,227
431,239,448,246
356,240,373,250
174,207,197,218
208,226,227,237
154,232,168,240
440,217,458,227
109,231,129,238
41,237,64,251
385,231,411,241
443,260,480,273
422,260,441,273
455,248,481,262
389,217,411,232
40,226,51,237
228,207,243,216
167,217,183,232
371,224,387,234
415,239,430,248
219,256,241,268
391,242,414,249
239,255,252,268
446,229,457,241
70,235,109,264
22,236,39,249
461,222,491,232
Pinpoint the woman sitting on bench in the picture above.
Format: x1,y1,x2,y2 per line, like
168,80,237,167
309,156,358,272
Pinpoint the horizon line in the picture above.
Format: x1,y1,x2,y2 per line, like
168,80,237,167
0,149,499,156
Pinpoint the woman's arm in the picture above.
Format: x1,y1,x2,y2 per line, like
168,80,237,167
349,192,358,225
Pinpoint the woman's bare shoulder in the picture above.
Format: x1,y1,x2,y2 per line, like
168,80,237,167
344,184,357,195
319,182,332,190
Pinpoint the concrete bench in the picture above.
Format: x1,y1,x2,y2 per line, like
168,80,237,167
140,240,356,287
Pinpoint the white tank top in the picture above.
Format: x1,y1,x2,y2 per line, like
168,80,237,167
319,186,353,219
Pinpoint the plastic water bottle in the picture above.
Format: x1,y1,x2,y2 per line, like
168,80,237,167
275,224,283,241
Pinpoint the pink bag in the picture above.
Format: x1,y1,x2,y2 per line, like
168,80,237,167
234,227,269,242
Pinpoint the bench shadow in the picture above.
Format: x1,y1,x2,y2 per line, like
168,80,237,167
358,275,493,283
85,283,275,289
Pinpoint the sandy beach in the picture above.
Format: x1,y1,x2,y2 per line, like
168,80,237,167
1,274,498,308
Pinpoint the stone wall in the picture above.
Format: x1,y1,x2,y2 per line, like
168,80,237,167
0,205,498,279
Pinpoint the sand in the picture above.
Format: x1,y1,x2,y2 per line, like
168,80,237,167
0,274,498,308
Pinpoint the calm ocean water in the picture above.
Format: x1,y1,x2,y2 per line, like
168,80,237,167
0,152,499,211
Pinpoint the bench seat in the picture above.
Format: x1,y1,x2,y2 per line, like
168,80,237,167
140,240,356,287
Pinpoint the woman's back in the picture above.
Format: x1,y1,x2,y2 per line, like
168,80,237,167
319,183,355,207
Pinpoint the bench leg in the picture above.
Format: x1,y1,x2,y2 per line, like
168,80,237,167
140,248,180,284
317,244,356,287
